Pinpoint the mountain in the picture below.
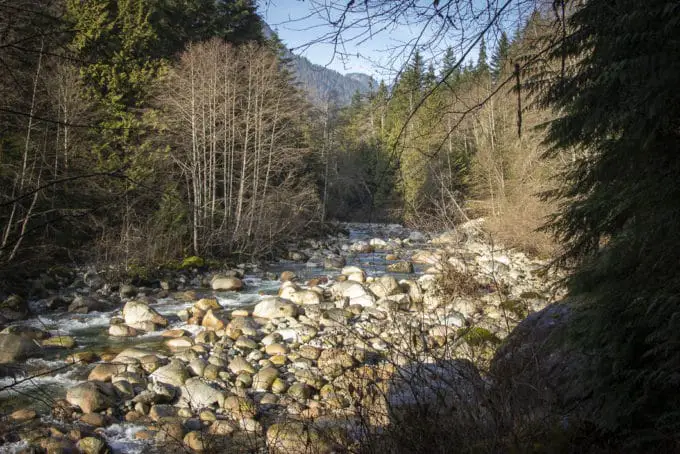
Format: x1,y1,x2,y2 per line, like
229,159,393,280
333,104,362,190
262,22,374,106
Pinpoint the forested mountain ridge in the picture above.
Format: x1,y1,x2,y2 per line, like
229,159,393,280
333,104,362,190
262,22,374,105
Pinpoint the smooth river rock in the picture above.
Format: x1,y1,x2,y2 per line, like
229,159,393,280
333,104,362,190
253,297,298,319
66,381,117,413
122,301,168,331
0,333,40,363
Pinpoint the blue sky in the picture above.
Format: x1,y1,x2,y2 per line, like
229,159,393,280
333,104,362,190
258,1,528,80
260,1,413,78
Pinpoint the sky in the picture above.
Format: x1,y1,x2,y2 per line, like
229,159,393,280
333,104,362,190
260,1,415,78
258,0,528,80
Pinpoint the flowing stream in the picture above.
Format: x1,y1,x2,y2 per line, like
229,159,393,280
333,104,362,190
0,223,434,452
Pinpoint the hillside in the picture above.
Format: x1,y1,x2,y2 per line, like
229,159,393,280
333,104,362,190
263,22,374,105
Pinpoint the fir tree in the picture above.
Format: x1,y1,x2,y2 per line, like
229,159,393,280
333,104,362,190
440,46,459,80
541,0,680,446
490,31,510,81
476,36,489,75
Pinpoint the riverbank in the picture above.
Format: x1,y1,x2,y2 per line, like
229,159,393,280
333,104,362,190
0,221,562,453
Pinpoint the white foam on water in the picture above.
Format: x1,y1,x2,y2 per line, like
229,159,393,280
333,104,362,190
24,356,67,369
216,292,261,308
153,300,191,316
0,367,82,393
242,276,263,286
171,322,204,336
22,311,114,334
100,423,150,454
0,440,28,453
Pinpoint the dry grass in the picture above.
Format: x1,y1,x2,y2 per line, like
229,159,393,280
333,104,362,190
484,193,557,259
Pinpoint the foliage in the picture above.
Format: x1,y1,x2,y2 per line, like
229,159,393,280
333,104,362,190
538,0,680,446
0,0,303,284
180,255,205,269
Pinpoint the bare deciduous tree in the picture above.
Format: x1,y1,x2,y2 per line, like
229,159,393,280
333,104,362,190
160,39,321,257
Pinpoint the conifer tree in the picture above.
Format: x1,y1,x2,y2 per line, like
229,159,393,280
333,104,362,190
476,36,489,75
541,0,680,444
440,46,459,80
490,31,510,81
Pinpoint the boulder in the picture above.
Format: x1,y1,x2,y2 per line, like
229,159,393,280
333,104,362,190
387,261,414,274
229,356,256,374
400,279,424,305
410,250,442,265
1,325,48,340
108,324,138,337
10,408,37,422
223,395,257,418
491,301,595,418
68,295,109,314
369,238,389,248
318,348,356,372
184,431,208,451
324,256,346,269
386,359,486,427
279,271,297,282
0,294,28,321
122,301,168,331
119,284,137,298
253,297,298,319
289,290,322,305
201,309,226,330
77,437,108,454
113,348,157,362
41,335,76,349
179,377,226,409
211,275,243,291
288,251,309,262
88,363,127,381
165,336,194,350
194,298,221,311
331,281,376,307
0,333,40,363
79,412,108,427
287,382,313,400
66,381,117,413
369,275,402,298
149,359,190,387
349,241,373,253
208,419,237,436
267,421,336,454
253,366,279,391
149,404,178,422
341,266,364,276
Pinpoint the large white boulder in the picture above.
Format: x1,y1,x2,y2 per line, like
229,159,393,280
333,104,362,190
179,377,226,408
122,301,167,331
253,297,298,319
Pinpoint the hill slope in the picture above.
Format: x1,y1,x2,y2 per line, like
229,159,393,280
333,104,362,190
263,23,374,105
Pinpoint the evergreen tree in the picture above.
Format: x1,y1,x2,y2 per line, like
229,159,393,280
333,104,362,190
440,46,459,80
153,0,262,57
476,36,489,75
490,31,510,81
401,51,424,94
67,0,163,171
542,0,680,445
424,63,436,89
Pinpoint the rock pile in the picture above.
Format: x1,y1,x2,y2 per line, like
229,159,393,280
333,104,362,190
4,221,562,453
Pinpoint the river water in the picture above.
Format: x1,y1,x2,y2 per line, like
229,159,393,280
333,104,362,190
0,223,433,452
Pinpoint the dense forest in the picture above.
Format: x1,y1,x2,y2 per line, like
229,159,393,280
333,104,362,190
1,0,679,452
0,0,555,279
0,0,319,276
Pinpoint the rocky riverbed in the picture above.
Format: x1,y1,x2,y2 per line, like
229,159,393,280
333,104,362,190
0,221,562,453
